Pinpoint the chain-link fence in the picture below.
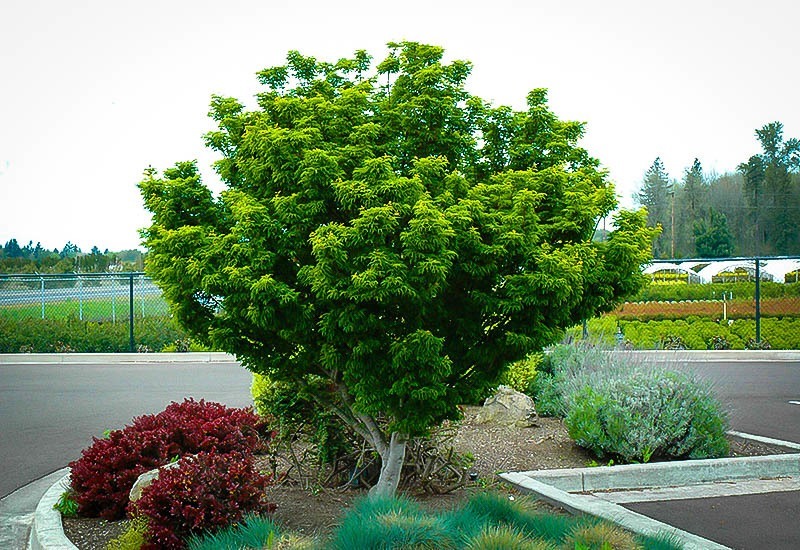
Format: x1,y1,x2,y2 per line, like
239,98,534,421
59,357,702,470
2,257,800,352
580,256,800,350
0,273,189,353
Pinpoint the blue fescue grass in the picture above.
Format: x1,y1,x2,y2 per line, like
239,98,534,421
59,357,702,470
327,492,683,550
329,494,455,549
188,492,683,549
186,514,280,550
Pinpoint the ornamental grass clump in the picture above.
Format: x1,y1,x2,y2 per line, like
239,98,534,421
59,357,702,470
330,494,455,550
329,492,682,549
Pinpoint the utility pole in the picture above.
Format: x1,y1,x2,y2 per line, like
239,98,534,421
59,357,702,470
670,189,675,258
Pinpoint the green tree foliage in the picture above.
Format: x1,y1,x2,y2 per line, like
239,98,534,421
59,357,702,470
0,239,142,273
693,208,734,258
631,122,800,258
2,238,24,258
139,42,656,497
738,122,800,255
673,158,706,255
635,158,672,258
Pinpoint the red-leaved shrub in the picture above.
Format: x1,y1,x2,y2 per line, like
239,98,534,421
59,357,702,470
69,399,270,519
133,452,274,550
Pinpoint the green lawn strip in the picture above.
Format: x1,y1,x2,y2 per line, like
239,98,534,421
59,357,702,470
0,295,170,321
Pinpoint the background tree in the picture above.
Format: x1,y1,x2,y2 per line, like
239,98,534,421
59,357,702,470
140,42,656,497
635,158,672,258
631,123,800,258
693,208,734,257
2,238,24,258
673,158,706,256
755,122,799,253
59,241,81,259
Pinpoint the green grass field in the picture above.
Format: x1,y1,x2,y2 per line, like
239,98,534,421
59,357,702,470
0,295,171,321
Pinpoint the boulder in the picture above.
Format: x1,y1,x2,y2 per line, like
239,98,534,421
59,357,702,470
475,385,537,427
129,460,183,503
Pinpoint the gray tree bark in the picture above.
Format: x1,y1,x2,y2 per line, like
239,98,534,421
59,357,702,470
368,431,408,498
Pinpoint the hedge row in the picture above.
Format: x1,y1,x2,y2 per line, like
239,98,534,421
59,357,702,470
630,281,800,302
577,316,800,350
0,316,195,353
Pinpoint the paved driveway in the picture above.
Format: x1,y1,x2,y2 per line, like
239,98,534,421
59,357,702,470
648,358,800,443
0,360,253,498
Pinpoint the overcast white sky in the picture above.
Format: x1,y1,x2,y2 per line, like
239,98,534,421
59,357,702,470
1,0,798,252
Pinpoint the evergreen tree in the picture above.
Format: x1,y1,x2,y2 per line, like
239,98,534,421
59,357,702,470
3,238,23,258
694,208,734,258
59,242,81,258
739,122,800,255
673,158,706,257
635,158,671,257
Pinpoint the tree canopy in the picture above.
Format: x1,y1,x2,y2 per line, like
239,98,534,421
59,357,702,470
633,122,800,259
139,42,656,496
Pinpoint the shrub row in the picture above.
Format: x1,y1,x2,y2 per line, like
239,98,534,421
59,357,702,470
69,399,270,520
531,344,730,463
612,297,800,321
0,315,196,353
573,316,800,350
630,281,800,302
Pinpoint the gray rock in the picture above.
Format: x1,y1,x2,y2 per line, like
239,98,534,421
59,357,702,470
475,385,537,427
129,460,183,503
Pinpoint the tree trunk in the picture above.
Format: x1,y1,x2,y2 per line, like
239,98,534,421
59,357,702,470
368,431,408,499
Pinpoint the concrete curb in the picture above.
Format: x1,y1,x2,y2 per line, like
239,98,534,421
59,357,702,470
29,472,76,550
0,469,70,550
3,350,798,366
0,352,237,364
611,349,800,362
608,349,800,362
500,452,800,550
506,453,800,493
500,473,731,550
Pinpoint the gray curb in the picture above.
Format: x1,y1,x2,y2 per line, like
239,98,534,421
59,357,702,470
608,350,800,362
29,472,76,550
3,350,799,366
500,451,800,550
500,473,730,550
0,352,237,364
512,453,800,493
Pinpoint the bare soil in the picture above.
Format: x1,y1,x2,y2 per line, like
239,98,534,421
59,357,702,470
61,407,794,549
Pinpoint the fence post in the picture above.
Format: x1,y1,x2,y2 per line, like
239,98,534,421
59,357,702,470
129,272,135,352
112,276,116,324
78,274,84,321
755,258,761,343
40,276,45,319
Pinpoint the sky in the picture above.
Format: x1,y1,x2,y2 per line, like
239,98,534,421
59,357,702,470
1,0,798,253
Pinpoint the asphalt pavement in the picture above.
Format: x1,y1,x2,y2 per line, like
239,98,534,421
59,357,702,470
0,359,253,498
625,490,800,550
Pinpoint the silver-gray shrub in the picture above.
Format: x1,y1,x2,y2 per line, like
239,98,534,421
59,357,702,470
535,343,730,462
531,342,613,417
